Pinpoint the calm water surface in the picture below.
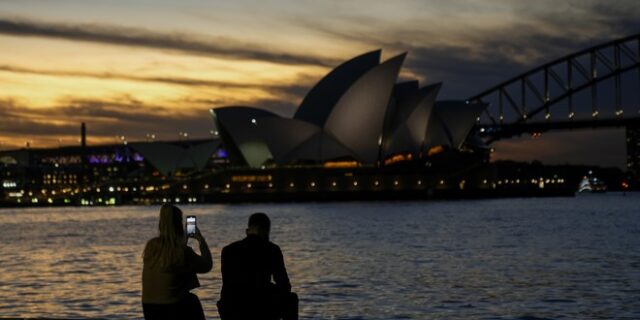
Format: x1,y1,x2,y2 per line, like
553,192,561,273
0,193,639,319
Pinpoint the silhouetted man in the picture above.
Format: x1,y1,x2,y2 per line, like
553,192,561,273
218,213,298,320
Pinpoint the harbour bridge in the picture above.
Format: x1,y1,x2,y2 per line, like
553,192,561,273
467,33,640,180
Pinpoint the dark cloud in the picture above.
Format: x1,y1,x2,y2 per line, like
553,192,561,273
0,17,336,67
0,99,86,149
292,3,639,99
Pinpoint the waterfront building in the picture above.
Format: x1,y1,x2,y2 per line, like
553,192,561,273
0,139,228,205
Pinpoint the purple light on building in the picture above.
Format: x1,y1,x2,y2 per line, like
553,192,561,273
216,149,228,158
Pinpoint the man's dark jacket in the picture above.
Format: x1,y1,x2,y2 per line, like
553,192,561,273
219,235,291,318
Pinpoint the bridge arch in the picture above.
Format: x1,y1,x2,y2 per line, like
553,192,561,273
467,33,640,136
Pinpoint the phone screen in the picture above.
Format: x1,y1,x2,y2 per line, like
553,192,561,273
186,216,196,236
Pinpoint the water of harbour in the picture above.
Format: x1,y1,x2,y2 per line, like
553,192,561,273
0,193,639,319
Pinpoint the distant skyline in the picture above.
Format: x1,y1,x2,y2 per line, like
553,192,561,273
0,1,638,168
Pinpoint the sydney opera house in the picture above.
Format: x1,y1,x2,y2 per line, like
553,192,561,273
206,50,494,199
211,51,485,168
212,50,486,169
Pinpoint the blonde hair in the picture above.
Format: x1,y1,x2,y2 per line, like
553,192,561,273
144,204,185,269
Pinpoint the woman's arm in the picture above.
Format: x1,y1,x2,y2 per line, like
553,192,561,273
188,227,213,273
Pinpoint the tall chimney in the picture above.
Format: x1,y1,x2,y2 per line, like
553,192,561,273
81,122,86,148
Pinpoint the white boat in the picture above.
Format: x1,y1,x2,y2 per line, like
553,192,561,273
578,176,607,193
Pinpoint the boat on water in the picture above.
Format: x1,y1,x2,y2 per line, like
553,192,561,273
578,176,607,193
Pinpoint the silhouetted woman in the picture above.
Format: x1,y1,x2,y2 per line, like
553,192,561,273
142,204,213,320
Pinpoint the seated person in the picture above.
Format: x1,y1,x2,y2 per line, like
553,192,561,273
218,212,298,320
142,204,213,320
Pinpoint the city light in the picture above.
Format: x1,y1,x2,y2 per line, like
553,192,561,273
2,181,16,188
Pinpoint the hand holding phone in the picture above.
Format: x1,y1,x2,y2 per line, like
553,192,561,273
186,216,197,237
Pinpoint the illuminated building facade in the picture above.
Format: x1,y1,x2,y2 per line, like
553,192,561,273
0,140,227,205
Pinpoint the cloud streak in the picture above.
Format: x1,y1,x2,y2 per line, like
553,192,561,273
0,64,313,99
0,17,335,67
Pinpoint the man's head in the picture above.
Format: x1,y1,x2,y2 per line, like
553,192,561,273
246,212,271,240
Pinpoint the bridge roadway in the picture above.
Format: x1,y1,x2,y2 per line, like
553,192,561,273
475,116,640,140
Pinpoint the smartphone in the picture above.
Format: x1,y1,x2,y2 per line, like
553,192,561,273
186,216,197,237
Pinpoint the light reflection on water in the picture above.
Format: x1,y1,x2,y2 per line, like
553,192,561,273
1,193,639,319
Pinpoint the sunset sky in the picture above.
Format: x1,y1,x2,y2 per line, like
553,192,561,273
0,1,638,168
